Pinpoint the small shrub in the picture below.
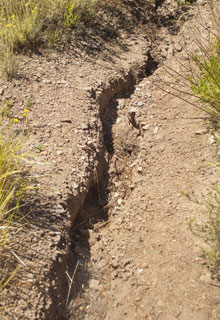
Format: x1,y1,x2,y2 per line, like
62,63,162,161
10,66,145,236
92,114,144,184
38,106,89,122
190,51,220,122
0,48,19,79
187,2,220,123
0,0,97,51
0,0,98,78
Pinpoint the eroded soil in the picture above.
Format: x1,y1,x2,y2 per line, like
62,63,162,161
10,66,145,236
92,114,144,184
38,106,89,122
1,0,220,319
68,2,220,320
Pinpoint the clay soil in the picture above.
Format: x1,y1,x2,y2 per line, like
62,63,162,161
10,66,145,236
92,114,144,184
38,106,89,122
1,0,220,319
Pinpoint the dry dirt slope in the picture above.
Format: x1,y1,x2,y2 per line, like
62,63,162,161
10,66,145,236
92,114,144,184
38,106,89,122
1,0,220,319
68,2,220,320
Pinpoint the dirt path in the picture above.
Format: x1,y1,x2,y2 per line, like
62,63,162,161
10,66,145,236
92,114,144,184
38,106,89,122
68,3,220,320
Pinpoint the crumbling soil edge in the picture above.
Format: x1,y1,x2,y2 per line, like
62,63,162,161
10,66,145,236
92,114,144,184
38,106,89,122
45,3,199,319
46,52,154,320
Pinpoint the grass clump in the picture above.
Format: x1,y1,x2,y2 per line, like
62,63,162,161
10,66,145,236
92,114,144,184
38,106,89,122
188,2,220,123
0,104,34,291
0,47,19,80
185,2,220,277
0,0,97,78
187,2,220,276
190,47,220,122
0,0,97,50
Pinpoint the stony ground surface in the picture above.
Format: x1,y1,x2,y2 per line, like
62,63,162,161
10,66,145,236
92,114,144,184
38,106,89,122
1,0,220,319
68,2,220,320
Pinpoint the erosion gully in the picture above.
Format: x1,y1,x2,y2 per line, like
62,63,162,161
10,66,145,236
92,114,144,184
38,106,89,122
49,2,198,319
67,53,158,320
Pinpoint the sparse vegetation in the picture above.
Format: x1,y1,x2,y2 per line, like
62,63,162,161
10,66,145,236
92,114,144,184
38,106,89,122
1,0,220,316
190,42,220,123
0,0,97,50
156,1,220,275
0,104,35,291
186,2,220,276
0,0,98,78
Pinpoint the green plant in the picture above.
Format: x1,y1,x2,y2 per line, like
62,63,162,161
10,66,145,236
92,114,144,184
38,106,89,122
0,0,98,78
156,2,220,123
156,1,220,276
0,48,19,80
65,1,79,27
177,0,191,6
0,106,35,291
24,94,33,110
190,185,220,276
0,2,97,51
1,99,13,118
190,52,220,121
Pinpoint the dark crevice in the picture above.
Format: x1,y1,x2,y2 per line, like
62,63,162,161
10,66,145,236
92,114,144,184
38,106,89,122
48,1,199,319
155,0,166,11
66,163,110,319
66,47,160,318
146,51,159,76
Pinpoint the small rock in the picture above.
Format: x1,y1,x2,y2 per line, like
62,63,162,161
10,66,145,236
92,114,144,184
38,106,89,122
111,259,119,269
129,107,138,114
137,268,143,273
34,73,41,79
174,43,182,52
208,136,215,145
81,124,88,130
156,135,163,141
58,79,67,84
142,124,149,131
154,127,159,134
87,140,95,148
55,204,65,214
161,47,168,59
118,99,125,109
61,119,72,123
42,79,51,84
135,296,142,302
146,98,153,105
167,45,174,57
89,279,100,290
195,130,207,135
56,151,64,156
123,258,131,267
199,272,212,283
137,101,144,107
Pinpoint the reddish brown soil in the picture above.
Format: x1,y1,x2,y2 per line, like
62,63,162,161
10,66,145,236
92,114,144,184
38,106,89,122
1,1,220,319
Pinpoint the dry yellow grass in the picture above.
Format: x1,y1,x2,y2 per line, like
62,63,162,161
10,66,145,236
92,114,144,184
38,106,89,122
0,0,98,77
